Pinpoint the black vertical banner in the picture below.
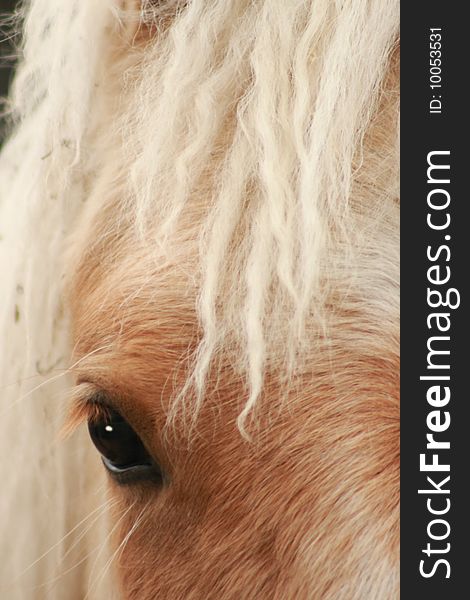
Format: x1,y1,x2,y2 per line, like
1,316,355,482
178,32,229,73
401,4,468,599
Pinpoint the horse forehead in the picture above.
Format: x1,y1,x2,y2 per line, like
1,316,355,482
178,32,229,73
69,229,198,367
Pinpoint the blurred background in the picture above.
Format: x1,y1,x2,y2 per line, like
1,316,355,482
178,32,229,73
0,0,19,146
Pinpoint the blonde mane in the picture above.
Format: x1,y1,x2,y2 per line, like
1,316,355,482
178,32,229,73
119,0,399,431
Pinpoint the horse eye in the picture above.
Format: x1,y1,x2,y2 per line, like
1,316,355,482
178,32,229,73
88,408,163,485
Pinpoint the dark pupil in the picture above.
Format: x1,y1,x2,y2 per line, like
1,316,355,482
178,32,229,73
88,409,152,471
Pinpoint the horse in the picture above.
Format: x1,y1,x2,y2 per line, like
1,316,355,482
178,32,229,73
0,1,400,598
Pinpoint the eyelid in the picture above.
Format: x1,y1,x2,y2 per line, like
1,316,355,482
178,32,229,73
61,383,115,439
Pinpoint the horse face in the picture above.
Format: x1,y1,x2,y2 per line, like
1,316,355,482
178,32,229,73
66,208,399,599
60,2,399,597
